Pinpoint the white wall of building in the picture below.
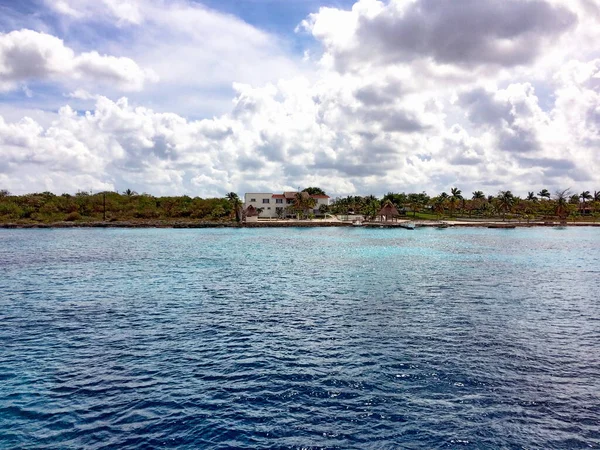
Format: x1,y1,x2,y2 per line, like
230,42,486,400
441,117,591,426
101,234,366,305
244,193,282,218
244,193,329,218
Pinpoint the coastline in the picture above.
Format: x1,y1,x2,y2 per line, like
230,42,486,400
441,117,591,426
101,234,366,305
1,220,599,229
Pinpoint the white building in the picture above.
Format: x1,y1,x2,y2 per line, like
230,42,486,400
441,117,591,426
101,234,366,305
244,192,330,218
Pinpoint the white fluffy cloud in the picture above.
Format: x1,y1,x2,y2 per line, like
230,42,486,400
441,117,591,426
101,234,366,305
0,0,599,197
40,0,306,117
300,0,577,71
45,0,143,24
1,56,599,196
0,29,155,92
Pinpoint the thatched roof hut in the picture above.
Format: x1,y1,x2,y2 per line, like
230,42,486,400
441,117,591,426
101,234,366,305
244,205,258,217
244,205,259,222
378,201,399,222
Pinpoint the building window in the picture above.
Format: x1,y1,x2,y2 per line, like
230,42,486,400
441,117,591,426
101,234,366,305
276,199,283,204
267,207,271,210
262,199,270,204
250,198,256,202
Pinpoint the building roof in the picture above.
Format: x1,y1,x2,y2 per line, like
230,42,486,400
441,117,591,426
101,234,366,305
378,201,399,217
244,205,259,217
272,194,285,199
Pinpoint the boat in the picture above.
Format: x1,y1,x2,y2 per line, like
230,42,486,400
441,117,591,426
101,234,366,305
353,219,363,227
400,222,416,230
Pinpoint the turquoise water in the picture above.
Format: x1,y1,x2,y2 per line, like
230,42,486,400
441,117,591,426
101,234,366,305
1,227,599,449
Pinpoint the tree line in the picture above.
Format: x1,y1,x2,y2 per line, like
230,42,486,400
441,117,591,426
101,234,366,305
0,190,235,223
0,187,598,223
328,188,600,221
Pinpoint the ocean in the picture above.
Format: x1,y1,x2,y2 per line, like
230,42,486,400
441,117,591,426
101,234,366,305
1,227,599,449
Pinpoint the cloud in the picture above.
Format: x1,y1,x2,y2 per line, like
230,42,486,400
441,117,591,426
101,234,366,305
1,58,598,198
67,89,99,100
44,0,143,25
0,0,599,197
0,29,155,92
38,0,306,117
301,0,577,71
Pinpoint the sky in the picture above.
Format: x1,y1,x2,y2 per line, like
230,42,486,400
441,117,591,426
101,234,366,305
0,0,599,198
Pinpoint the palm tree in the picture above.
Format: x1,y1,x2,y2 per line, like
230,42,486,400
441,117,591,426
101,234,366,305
537,189,551,200
554,189,571,221
432,195,447,219
305,196,317,218
293,192,316,219
470,191,485,216
124,188,137,197
527,192,537,202
580,191,592,215
594,191,600,202
226,192,242,222
497,190,515,221
363,199,380,221
407,193,421,217
449,187,462,217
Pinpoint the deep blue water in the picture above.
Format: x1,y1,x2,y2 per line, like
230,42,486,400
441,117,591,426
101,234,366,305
1,227,599,449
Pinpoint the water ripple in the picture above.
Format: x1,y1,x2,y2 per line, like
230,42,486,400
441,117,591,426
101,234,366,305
1,227,599,449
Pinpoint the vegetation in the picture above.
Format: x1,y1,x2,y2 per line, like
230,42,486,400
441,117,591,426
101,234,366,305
226,192,243,223
290,192,317,219
1,186,599,225
0,190,235,224
302,187,326,196
329,187,600,222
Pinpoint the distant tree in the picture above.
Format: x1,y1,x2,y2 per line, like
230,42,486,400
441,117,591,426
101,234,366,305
382,192,408,208
293,193,305,218
302,187,326,196
305,195,317,217
449,187,463,217
432,195,447,219
472,191,485,200
526,192,538,202
580,191,592,213
497,190,515,221
554,189,571,220
226,192,242,222
124,189,137,197
210,205,226,219
0,189,10,198
537,189,551,200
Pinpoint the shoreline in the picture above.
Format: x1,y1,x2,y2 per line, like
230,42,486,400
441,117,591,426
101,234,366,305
1,220,599,229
